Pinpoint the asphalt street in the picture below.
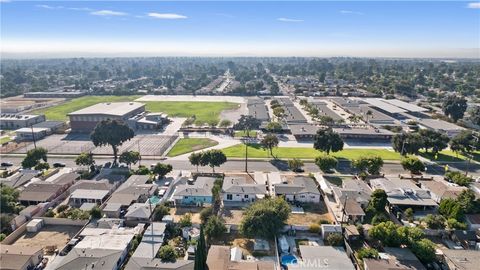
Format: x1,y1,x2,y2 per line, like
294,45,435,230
2,154,479,177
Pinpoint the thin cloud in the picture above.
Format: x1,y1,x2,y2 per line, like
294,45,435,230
277,17,304,23
91,10,128,16
67,7,93,12
0,0,12,3
36,4,64,10
340,10,364,15
147,13,188,19
467,2,480,9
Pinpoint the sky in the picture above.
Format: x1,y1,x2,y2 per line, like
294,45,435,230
1,1,479,58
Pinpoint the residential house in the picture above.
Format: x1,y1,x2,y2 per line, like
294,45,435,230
289,246,355,270
465,214,480,230
369,177,437,210
450,230,478,250
69,189,110,207
206,245,274,270
363,247,426,270
441,249,478,270
0,244,43,270
47,225,141,270
172,176,215,206
419,179,467,203
222,175,266,203
331,178,372,223
125,222,194,270
18,183,66,206
106,175,156,209
273,176,321,203
18,173,79,205
124,203,153,225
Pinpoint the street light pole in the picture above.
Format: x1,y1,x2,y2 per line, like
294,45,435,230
30,124,37,149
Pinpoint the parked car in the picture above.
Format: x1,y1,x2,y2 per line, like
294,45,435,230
1,162,13,167
104,162,112,168
163,181,171,186
53,162,66,168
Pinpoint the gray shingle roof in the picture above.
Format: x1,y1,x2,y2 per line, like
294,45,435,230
274,176,320,196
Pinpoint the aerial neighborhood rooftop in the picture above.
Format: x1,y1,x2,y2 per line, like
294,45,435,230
1,57,479,270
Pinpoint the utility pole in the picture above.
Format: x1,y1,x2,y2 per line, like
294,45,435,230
244,135,248,172
30,124,37,149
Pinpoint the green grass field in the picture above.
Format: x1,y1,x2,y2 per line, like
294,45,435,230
420,150,480,162
32,95,238,125
0,137,12,144
31,95,141,121
144,101,239,126
234,130,258,138
221,144,403,160
167,138,219,157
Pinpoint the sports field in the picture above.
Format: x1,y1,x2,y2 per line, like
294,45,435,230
144,101,239,126
167,138,218,157
31,95,140,120
221,144,402,160
31,96,239,125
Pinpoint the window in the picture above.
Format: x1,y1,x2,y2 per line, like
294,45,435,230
227,194,233,200
244,195,249,199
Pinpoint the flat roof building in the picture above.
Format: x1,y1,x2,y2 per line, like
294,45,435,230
247,97,270,122
68,102,145,133
0,114,45,130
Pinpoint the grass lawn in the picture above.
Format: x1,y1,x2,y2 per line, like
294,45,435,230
32,96,238,125
222,144,403,160
234,130,258,138
167,138,218,157
31,95,140,121
419,150,480,163
144,101,239,126
0,137,12,144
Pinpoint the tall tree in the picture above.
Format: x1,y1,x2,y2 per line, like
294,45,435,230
367,189,388,214
75,152,95,172
203,149,227,172
392,132,423,155
194,226,207,270
119,151,141,169
152,163,173,179
352,155,384,175
450,130,479,157
21,147,48,168
401,156,425,175
261,134,279,157
233,115,261,137
288,158,304,172
442,95,467,122
418,129,449,156
313,128,344,154
240,197,291,239
90,120,134,165
188,152,203,172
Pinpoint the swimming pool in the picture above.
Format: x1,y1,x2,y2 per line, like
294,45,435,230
281,254,298,266
148,196,161,205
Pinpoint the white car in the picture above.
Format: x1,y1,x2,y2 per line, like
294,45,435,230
163,181,171,186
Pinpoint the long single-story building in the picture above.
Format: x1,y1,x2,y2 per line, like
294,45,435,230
68,102,145,133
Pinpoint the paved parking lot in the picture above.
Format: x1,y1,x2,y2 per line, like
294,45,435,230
14,133,178,156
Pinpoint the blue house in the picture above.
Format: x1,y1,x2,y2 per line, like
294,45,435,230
173,176,215,206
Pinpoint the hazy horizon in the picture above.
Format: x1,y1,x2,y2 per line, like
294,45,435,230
1,1,479,59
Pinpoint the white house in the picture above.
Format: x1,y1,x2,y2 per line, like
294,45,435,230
273,176,321,203
222,176,267,203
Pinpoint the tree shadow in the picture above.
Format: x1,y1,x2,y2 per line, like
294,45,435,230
269,159,289,171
